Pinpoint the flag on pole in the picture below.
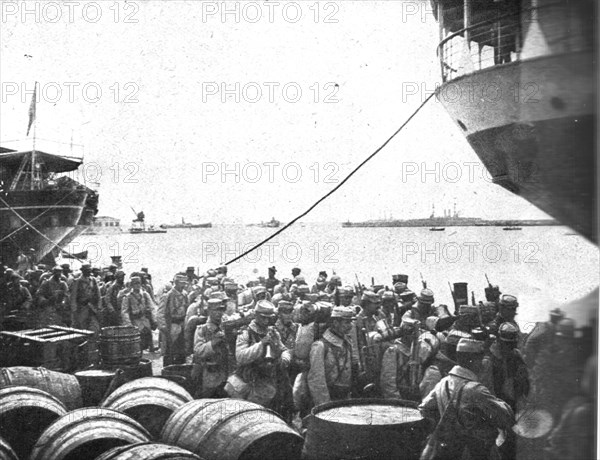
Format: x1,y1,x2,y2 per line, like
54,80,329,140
26,81,37,136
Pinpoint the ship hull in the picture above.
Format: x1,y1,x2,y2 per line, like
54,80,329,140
0,189,88,265
436,50,596,241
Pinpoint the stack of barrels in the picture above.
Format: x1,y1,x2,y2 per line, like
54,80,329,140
0,365,309,459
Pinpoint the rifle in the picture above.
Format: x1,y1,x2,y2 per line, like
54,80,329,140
357,327,378,395
471,291,476,306
420,272,427,289
354,274,364,299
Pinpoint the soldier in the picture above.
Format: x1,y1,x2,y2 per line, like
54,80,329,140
158,274,189,366
275,300,298,350
381,290,402,327
402,288,434,323
121,276,157,351
522,308,565,367
225,300,290,408
70,264,102,333
311,275,327,294
192,298,229,398
482,322,529,460
185,266,200,285
265,266,279,295
103,270,126,326
36,266,69,327
419,338,514,460
487,294,520,337
6,273,32,324
305,306,355,409
380,318,420,400
291,267,301,279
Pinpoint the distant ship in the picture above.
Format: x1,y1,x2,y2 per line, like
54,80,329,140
248,217,281,228
160,218,212,229
429,227,446,232
431,0,595,241
503,226,523,231
342,204,558,228
0,146,98,266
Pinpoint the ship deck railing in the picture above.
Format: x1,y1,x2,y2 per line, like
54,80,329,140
437,1,594,83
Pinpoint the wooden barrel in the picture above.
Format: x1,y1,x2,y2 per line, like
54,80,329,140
29,407,151,460
95,442,202,460
0,366,82,410
99,326,142,365
302,399,428,460
161,399,303,460
75,369,117,407
0,435,18,460
101,377,193,439
0,386,67,459
161,364,194,394
101,358,153,385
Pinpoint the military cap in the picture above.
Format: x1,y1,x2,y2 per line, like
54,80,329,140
294,275,306,284
381,290,396,301
115,270,126,277
252,285,267,295
255,300,276,317
499,294,518,308
224,282,238,291
268,266,277,273
392,274,409,284
210,291,228,301
331,306,356,320
361,290,381,304
394,282,408,293
399,290,416,301
329,275,342,285
457,338,485,354
217,265,227,273
186,266,195,272
52,265,62,273
278,300,294,312
418,289,435,304
207,269,218,277
401,317,420,332
498,322,520,342
174,274,188,283
207,298,226,310
81,263,92,271
550,308,564,319
130,276,142,284
140,267,148,273
297,285,310,294
108,264,117,270
60,263,71,270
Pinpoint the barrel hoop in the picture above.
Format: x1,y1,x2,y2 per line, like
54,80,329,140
193,406,282,452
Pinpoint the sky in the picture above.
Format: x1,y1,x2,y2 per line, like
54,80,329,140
0,0,552,224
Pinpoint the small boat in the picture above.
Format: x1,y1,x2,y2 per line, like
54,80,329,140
429,227,445,231
503,227,522,231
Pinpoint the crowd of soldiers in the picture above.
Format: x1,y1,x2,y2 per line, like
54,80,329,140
0,261,595,459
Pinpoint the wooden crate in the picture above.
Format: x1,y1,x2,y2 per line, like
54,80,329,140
0,326,98,371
